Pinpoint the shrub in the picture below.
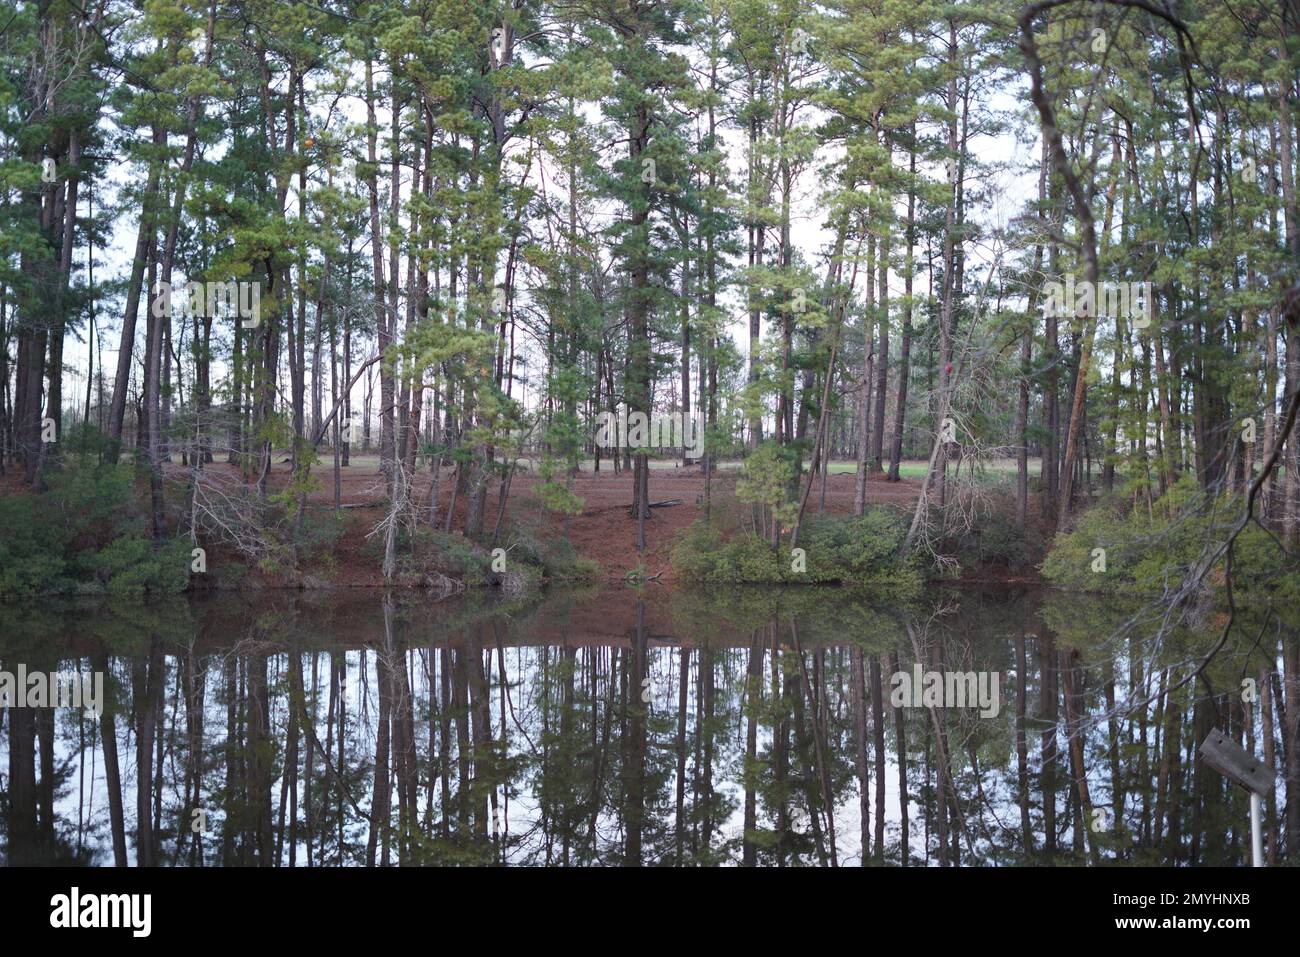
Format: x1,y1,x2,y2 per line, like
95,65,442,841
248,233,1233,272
296,510,347,563
0,495,70,597
87,537,192,595
943,491,1044,572
1041,476,1290,601
671,509,922,594
0,456,192,600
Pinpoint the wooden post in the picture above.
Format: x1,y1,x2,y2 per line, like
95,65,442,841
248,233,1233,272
1199,730,1273,866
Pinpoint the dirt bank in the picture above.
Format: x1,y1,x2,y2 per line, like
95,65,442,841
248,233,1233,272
175,457,928,583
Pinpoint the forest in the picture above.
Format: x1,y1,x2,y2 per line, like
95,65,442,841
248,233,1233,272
2,0,1300,594
2,0,1300,875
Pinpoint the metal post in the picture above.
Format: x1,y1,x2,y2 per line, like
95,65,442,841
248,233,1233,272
1250,791,1263,867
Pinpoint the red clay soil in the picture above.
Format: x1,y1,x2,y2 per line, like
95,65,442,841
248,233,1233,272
170,457,925,582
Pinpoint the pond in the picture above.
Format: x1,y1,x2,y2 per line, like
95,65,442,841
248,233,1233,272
0,583,1289,866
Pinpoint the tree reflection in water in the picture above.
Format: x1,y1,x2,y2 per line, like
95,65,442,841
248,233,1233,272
0,585,1295,866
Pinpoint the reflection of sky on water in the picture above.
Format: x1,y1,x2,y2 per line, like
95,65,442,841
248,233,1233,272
0,584,1285,866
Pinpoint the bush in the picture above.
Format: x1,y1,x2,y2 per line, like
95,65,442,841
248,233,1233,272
671,510,922,594
401,521,600,587
405,528,493,583
0,456,192,600
0,495,70,597
1041,476,1291,601
522,532,601,582
296,510,347,564
799,511,910,580
86,537,192,595
943,491,1044,572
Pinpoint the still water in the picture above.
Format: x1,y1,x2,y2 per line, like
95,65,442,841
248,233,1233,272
0,584,1288,866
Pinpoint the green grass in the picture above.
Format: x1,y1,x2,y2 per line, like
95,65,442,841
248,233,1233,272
814,457,1042,478
244,450,1058,482
818,460,927,477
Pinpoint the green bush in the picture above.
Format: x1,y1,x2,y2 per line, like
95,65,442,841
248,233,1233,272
671,510,922,594
730,533,784,582
1041,476,1293,601
800,511,910,580
0,456,192,600
522,532,601,582
405,523,601,585
87,536,192,595
944,492,1043,572
296,510,347,563
406,528,494,583
0,495,70,597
